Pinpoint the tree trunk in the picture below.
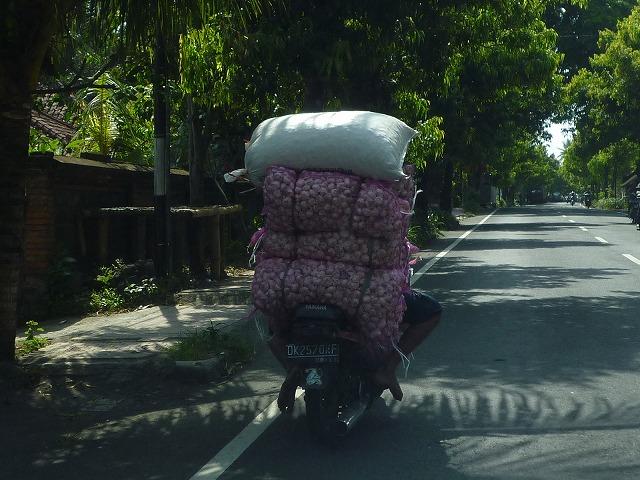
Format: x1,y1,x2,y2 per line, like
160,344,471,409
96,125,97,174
0,0,60,360
0,103,29,361
439,157,454,213
187,96,207,207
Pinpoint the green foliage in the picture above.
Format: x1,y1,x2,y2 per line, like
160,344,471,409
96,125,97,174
462,191,483,215
89,259,161,314
165,321,254,371
545,0,636,79
29,129,64,154
408,207,458,248
36,1,584,218
90,287,125,313
404,116,445,171
565,6,640,194
594,197,627,210
16,321,51,357
495,136,562,200
123,278,159,300
95,258,127,287
68,72,154,164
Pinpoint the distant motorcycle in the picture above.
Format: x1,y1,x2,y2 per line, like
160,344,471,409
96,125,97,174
630,197,640,229
584,194,592,208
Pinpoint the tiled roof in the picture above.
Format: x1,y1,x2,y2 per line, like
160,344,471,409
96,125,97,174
31,93,78,143
31,110,78,143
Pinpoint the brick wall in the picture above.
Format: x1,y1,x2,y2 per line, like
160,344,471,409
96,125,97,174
19,154,190,321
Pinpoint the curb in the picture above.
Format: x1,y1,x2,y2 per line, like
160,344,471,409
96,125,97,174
18,313,260,382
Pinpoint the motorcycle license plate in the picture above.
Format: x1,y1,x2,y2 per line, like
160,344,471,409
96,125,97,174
287,343,339,363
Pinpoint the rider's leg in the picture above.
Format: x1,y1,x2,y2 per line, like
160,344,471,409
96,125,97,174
372,290,442,401
372,312,441,400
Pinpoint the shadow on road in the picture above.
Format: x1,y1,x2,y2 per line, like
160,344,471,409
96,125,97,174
425,256,626,291
1,342,283,480
452,238,609,251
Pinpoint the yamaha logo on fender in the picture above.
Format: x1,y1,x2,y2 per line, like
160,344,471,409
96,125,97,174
305,304,327,311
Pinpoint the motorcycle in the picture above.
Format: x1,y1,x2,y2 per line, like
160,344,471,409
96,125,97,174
286,303,383,442
584,196,592,208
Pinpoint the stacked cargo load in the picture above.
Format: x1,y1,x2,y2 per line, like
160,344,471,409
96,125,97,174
244,112,419,361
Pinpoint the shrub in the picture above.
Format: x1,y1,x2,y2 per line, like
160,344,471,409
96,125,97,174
165,322,254,374
594,197,627,210
16,320,51,356
90,287,125,312
408,208,458,248
462,191,483,214
89,259,161,314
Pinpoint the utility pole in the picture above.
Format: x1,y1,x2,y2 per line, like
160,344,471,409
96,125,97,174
153,21,171,277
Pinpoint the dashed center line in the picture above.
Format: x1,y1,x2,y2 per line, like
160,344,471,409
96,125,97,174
568,219,575,223
562,215,567,218
623,254,640,266
595,237,609,244
579,226,588,231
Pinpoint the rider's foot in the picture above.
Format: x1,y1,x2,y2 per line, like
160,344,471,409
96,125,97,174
371,367,403,401
277,367,300,414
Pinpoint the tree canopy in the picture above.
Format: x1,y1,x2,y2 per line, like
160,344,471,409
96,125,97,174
563,4,640,194
3,0,640,359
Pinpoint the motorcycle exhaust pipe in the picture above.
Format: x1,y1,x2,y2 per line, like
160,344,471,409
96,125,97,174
335,399,369,436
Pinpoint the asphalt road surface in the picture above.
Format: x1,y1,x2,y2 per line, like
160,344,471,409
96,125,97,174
4,203,640,480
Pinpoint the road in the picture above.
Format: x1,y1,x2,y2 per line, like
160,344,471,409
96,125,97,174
210,203,640,480
4,203,640,480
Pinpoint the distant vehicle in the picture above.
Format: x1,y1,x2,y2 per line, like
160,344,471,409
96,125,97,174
548,192,563,202
527,189,545,204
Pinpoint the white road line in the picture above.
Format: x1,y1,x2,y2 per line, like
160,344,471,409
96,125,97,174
562,215,567,218
623,254,640,266
190,389,304,480
568,219,575,223
579,226,588,231
595,237,609,244
412,209,498,281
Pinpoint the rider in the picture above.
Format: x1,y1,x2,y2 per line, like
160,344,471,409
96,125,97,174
270,289,442,413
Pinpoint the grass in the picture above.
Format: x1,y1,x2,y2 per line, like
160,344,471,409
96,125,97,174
15,320,51,357
165,322,254,372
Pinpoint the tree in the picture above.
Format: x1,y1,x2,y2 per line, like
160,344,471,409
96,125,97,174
0,0,76,361
545,0,635,80
421,1,563,210
0,0,266,361
564,5,640,192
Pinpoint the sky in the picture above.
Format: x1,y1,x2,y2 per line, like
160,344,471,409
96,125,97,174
544,121,573,159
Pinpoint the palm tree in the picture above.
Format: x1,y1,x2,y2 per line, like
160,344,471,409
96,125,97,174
0,0,266,361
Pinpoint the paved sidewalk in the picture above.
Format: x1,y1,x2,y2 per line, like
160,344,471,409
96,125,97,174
18,304,256,374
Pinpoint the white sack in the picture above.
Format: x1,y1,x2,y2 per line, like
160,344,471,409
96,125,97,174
244,111,417,185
